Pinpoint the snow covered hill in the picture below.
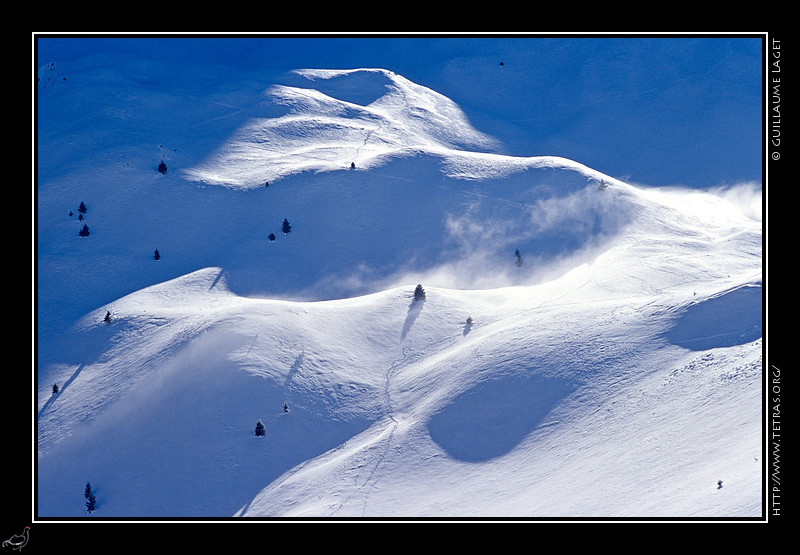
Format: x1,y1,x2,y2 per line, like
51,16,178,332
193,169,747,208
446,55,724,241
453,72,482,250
35,56,762,519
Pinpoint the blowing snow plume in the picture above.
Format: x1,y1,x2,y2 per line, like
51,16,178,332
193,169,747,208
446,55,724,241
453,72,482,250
37,57,762,519
181,68,641,300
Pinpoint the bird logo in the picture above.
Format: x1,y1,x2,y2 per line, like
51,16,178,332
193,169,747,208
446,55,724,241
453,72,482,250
2,526,29,551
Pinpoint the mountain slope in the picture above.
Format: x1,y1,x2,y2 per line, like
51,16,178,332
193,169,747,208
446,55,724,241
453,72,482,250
35,62,762,519
183,68,502,187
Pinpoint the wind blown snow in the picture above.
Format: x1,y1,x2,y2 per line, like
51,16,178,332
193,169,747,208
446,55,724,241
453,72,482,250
36,61,762,519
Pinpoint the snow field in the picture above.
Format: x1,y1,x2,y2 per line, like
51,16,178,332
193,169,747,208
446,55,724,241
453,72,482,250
36,59,762,519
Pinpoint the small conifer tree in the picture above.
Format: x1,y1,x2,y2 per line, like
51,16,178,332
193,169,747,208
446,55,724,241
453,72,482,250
78,224,90,237
158,160,167,174
414,284,426,301
281,218,292,234
255,420,265,437
78,201,87,214
153,248,160,260
85,482,97,513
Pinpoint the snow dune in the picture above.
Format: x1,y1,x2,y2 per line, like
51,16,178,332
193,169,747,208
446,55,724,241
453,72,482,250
36,62,762,519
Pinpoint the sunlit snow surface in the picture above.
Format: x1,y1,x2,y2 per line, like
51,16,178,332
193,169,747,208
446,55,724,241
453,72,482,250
36,55,762,519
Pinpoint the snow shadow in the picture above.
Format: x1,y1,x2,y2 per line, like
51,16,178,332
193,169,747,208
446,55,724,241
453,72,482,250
427,373,576,462
283,352,304,387
36,333,374,518
401,299,424,340
664,284,762,351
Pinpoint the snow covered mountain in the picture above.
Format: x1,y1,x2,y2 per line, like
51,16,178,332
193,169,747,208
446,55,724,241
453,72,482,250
35,55,763,519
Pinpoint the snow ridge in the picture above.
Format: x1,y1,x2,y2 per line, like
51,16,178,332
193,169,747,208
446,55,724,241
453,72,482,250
184,67,503,187
36,62,763,519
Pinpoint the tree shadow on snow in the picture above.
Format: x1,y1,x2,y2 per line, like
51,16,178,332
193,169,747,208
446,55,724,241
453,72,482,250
283,352,305,387
401,299,424,340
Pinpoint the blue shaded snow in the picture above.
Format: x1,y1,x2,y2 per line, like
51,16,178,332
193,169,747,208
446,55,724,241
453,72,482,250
428,373,576,462
664,284,762,351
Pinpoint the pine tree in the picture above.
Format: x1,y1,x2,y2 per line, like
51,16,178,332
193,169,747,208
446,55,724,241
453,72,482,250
86,491,97,513
84,482,97,513
52,383,59,395
268,233,276,242
78,224,90,237
414,283,426,301
104,311,111,323
281,218,292,234
255,420,265,437
158,160,167,174
78,201,87,214
153,248,160,260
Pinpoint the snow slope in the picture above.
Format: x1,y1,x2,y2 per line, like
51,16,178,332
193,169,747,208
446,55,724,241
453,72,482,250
36,59,763,519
